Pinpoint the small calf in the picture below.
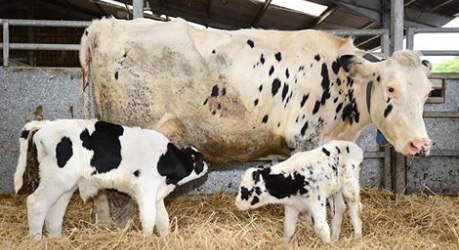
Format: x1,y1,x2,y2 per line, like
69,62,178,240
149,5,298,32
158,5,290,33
14,119,208,240
235,140,363,243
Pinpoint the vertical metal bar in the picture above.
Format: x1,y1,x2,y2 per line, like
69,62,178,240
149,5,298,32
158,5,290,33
3,21,9,67
132,0,144,19
391,148,407,195
390,0,404,53
382,145,391,189
406,27,415,50
382,30,390,58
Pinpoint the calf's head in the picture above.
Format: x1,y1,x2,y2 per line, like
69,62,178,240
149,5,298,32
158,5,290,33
157,144,208,186
341,51,432,156
235,166,270,211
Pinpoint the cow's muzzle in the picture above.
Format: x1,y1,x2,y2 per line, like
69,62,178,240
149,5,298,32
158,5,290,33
404,140,431,157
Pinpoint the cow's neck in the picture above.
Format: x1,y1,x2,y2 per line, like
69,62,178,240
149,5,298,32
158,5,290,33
324,76,373,142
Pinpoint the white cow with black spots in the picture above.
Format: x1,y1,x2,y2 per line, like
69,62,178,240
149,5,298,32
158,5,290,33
235,140,363,243
14,119,208,240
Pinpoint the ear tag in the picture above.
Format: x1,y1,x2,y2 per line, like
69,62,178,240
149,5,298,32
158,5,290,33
376,129,389,146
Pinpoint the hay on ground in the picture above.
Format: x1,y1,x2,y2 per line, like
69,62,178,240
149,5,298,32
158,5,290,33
1,188,458,250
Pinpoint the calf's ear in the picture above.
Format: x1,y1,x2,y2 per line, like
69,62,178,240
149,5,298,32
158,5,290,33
421,60,432,76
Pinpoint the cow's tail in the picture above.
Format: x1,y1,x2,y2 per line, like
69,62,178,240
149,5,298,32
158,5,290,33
14,120,47,194
79,26,92,119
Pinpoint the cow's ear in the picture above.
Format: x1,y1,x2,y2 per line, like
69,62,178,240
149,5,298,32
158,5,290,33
339,55,363,76
421,59,432,76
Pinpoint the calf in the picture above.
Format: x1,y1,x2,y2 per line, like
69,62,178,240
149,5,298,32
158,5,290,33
235,140,363,243
14,119,208,240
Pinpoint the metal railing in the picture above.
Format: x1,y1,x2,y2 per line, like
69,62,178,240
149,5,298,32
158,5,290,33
406,27,459,56
1,19,91,67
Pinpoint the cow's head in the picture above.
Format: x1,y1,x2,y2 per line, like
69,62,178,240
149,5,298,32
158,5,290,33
235,166,270,211
340,50,432,156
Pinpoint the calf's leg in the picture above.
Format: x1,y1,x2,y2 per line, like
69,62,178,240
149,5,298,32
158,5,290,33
308,201,331,243
343,182,362,238
283,205,300,242
155,199,170,239
45,187,77,237
330,192,345,241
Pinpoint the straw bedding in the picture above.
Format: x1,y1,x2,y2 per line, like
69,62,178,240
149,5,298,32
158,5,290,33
1,188,458,250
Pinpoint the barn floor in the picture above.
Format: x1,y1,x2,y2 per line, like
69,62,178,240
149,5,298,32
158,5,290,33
1,188,458,250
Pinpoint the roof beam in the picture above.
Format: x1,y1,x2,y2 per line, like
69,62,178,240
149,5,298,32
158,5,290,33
252,0,271,27
331,0,381,23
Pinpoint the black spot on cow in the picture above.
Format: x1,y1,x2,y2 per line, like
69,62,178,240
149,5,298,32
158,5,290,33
240,187,251,200
285,68,290,79
212,49,216,54
262,171,308,199
254,99,259,106
314,54,321,61
251,196,260,206
203,98,209,105
211,85,219,97
262,115,269,124
322,147,330,156
321,63,330,90
333,97,339,103
376,75,381,82
346,146,350,153
312,101,321,115
20,130,30,140
212,110,217,115
336,103,343,114
341,89,360,125
281,83,289,101
85,30,88,36
299,65,305,72
422,60,430,67
335,146,341,154
254,187,262,195
332,59,341,74
260,54,265,64
269,65,275,76
272,78,281,96
387,97,391,103
247,39,255,48
80,121,124,174
222,87,227,96
217,103,222,109
134,170,140,177
114,71,119,80
56,137,73,168
384,104,393,118
275,52,282,62
336,78,342,86
300,94,309,108
252,170,261,184
301,121,308,136
157,143,205,185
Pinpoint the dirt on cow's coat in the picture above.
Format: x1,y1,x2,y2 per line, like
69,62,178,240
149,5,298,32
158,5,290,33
1,188,458,250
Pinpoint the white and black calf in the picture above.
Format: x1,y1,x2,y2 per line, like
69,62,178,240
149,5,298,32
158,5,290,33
235,140,363,243
14,119,208,240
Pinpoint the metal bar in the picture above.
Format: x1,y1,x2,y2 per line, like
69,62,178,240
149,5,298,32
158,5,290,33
1,43,80,50
418,50,459,56
132,0,144,19
0,19,91,27
391,149,407,195
409,27,459,33
390,0,404,53
3,21,8,67
326,29,387,36
406,27,415,50
252,0,272,27
423,111,459,118
383,145,391,190
363,151,385,158
427,150,459,157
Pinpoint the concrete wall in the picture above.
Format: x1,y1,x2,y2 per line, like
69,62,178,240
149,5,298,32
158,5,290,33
0,67,457,195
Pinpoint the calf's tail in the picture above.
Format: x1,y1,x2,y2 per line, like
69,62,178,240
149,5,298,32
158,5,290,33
14,120,46,194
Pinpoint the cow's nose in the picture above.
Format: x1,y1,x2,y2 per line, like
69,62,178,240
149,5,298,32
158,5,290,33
405,140,431,157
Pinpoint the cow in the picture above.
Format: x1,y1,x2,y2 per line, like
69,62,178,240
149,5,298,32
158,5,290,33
14,119,208,240
235,140,363,243
79,17,433,224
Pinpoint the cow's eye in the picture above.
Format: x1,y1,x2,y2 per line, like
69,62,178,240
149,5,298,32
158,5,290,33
388,87,394,93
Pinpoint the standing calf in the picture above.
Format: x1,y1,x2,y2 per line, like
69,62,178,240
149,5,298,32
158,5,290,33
235,140,363,243
14,119,208,240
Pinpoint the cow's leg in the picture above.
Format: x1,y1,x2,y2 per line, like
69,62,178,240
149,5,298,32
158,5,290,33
27,185,66,240
45,187,77,237
106,189,131,228
330,192,345,241
155,199,170,239
343,182,362,238
308,200,331,243
283,204,300,242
